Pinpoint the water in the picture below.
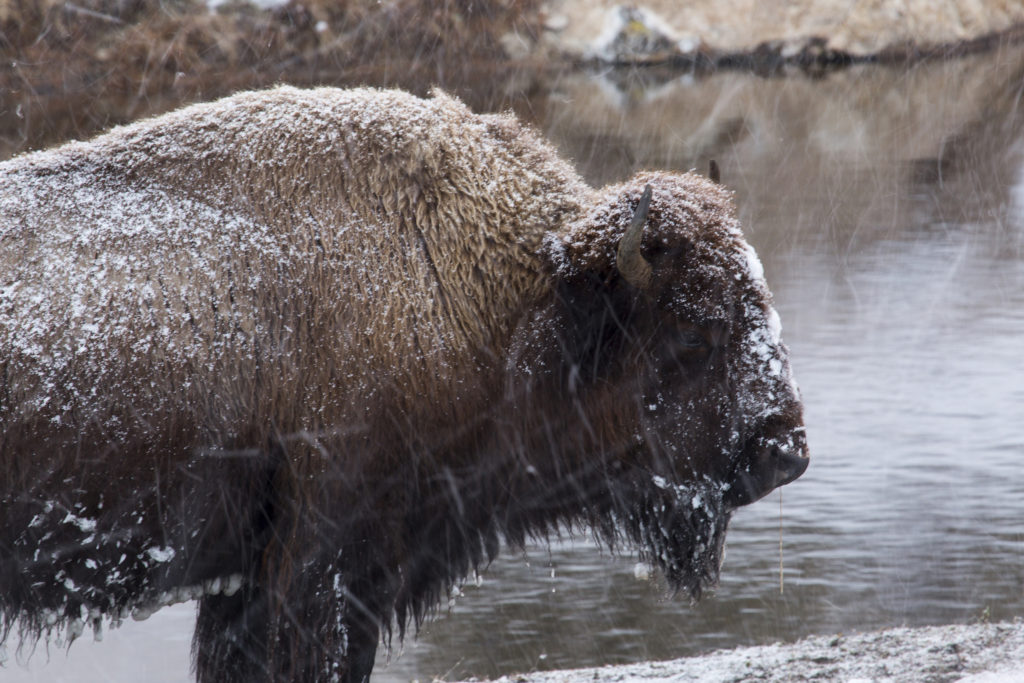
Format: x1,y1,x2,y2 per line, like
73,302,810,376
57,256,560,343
4,49,1023,682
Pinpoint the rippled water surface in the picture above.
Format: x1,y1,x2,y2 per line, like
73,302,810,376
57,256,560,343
5,48,1023,683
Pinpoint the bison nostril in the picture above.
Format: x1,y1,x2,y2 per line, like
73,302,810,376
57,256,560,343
772,447,809,487
723,437,809,510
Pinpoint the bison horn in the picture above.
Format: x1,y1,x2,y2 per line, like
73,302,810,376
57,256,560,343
617,184,653,290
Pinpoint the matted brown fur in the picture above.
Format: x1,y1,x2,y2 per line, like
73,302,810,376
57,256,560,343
0,87,807,682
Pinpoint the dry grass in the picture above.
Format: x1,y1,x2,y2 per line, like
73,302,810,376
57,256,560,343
3,1,1020,160
0,0,544,158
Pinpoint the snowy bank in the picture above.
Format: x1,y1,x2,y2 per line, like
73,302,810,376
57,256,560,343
468,621,1024,683
538,0,1024,64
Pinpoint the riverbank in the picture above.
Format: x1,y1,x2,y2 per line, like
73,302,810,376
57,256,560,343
468,621,1024,683
4,1,1024,159
538,1,1024,65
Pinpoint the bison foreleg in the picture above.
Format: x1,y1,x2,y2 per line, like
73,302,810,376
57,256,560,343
192,568,368,683
191,525,387,682
193,584,272,682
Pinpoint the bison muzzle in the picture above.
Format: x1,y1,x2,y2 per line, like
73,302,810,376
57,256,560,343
0,86,808,682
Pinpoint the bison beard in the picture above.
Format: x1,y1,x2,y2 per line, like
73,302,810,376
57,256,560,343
0,87,808,682
619,477,729,597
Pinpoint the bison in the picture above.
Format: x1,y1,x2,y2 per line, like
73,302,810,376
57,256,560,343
0,86,808,682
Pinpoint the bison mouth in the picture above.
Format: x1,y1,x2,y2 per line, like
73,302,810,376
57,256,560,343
614,474,730,600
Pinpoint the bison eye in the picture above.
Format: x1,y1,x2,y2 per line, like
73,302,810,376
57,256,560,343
655,326,712,371
650,324,714,379
678,329,707,349
672,322,713,353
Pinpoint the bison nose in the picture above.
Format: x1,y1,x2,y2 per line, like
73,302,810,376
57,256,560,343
773,446,810,488
723,430,809,510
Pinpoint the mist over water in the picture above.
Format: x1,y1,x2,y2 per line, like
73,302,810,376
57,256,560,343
5,47,1023,683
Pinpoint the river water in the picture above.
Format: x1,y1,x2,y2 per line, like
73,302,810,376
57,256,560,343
4,48,1023,683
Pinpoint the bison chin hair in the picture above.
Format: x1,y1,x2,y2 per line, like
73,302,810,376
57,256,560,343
598,474,730,600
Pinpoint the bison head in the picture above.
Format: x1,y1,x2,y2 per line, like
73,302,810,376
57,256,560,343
547,171,808,597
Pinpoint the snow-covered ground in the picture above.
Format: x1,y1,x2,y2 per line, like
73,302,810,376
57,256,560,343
4,615,1022,682
471,621,1024,683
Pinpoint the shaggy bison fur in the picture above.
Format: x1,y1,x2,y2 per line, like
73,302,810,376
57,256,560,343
0,86,808,682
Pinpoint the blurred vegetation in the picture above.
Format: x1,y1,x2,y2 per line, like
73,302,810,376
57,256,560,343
2,1,1022,160
0,0,544,158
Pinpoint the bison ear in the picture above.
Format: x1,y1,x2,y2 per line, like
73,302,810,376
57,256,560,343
616,184,654,290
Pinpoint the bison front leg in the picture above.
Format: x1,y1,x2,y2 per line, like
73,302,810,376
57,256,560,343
329,567,394,683
190,438,397,681
261,564,382,683
193,583,273,682
191,500,391,683
193,563,374,683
